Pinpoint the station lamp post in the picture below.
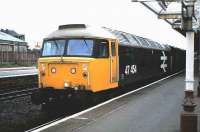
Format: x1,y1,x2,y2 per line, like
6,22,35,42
181,0,196,111
181,0,198,131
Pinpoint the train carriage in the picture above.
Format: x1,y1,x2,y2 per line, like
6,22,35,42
31,24,185,106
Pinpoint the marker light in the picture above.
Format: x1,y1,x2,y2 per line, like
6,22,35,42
82,64,88,71
41,64,45,71
71,68,76,74
40,64,46,76
51,67,56,73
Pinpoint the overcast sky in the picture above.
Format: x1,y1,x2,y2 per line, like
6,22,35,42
0,0,186,49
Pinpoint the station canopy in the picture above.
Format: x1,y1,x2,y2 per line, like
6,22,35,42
131,0,200,35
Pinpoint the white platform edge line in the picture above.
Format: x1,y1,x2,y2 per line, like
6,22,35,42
27,71,183,132
0,73,38,78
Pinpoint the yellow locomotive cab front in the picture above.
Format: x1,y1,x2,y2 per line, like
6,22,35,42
38,57,94,90
38,38,118,93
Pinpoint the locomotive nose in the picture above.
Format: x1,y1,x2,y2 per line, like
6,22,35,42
39,60,91,90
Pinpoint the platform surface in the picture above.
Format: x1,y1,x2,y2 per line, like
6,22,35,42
0,67,37,78
40,73,200,132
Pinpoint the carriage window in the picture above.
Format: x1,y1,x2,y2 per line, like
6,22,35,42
111,42,116,56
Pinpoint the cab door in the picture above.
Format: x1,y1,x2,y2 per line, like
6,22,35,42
110,40,118,83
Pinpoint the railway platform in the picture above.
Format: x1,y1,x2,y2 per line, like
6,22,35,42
31,72,200,132
0,67,37,78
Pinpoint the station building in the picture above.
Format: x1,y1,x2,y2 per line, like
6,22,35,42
0,29,28,52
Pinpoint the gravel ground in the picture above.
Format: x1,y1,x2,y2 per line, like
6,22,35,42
0,95,92,132
0,96,47,132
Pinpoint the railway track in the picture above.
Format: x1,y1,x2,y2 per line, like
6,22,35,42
0,88,39,101
0,74,38,94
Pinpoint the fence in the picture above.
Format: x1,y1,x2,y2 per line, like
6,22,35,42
0,51,40,65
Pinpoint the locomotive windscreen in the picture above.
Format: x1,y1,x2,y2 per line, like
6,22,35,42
42,40,66,56
41,39,109,58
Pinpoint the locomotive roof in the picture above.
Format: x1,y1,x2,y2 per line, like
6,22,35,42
103,27,171,51
46,24,116,40
46,24,171,51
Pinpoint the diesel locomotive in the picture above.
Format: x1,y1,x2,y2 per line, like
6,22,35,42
31,24,185,106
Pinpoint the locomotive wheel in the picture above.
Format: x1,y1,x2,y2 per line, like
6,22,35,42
41,103,50,112
41,102,56,113
72,91,90,107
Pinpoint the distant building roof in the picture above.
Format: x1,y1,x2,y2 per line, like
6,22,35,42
1,29,25,41
0,31,25,43
1,29,19,36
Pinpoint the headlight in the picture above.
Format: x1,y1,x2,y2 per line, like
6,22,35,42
71,68,76,74
51,67,56,73
64,82,69,87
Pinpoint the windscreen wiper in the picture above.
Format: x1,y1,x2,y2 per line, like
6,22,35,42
53,40,64,63
83,40,90,51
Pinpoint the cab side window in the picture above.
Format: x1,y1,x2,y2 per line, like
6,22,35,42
96,40,109,58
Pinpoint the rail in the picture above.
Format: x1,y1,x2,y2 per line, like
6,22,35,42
0,88,39,101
